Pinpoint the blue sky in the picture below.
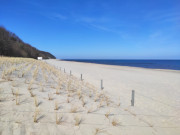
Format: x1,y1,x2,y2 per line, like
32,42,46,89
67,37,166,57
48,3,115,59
0,0,180,59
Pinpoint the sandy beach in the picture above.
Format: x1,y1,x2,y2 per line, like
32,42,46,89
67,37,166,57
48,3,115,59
1,0,180,134
0,57,180,135
46,59,180,135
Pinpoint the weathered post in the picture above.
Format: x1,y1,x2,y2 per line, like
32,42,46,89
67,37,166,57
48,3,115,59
131,90,135,106
64,68,65,73
81,74,82,81
101,80,104,90
70,70,71,76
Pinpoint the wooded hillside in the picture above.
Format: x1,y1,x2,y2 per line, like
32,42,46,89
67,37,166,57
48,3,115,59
0,27,56,59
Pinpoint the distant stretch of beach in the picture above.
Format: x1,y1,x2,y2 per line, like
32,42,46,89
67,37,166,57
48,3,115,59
46,59,180,135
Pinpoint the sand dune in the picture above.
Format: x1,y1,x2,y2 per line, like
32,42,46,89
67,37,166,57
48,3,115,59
0,57,180,135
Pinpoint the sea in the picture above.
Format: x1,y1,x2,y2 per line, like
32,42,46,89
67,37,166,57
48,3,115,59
63,59,180,70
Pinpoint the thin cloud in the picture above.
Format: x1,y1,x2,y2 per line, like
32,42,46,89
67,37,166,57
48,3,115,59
37,12,67,21
89,23,129,39
163,16,180,22
71,15,129,39
149,31,162,39
90,24,115,32
18,0,67,21
52,13,67,20
79,17,109,23
74,16,118,33
145,10,180,23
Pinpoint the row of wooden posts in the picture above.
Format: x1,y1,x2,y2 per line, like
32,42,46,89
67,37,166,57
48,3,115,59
57,66,135,106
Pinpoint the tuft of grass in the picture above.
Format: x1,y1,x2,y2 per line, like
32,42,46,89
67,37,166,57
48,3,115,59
94,128,100,135
56,112,64,125
54,101,58,110
98,93,105,99
21,71,25,78
111,117,121,126
94,96,99,102
7,76,13,81
28,79,34,90
74,115,82,126
33,67,38,80
48,93,53,100
67,80,71,91
105,110,111,119
51,85,56,89
81,98,87,107
67,97,70,103
15,90,19,105
70,106,78,113
105,97,111,106
11,88,15,95
30,90,35,97
77,90,82,99
87,107,94,113
56,87,60,95
89,92,93,98
117,97,121,107
33,108,39,123
67,93,71,97
94,128,105,135
34,96,38,107
98,100,104,108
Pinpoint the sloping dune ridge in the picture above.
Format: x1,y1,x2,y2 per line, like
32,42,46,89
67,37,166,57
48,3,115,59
0,57,180,135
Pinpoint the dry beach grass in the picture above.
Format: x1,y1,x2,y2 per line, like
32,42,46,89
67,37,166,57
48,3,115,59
0,57,180,135
0,57,124,135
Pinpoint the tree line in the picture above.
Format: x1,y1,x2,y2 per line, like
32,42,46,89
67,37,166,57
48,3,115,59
0,26,55,59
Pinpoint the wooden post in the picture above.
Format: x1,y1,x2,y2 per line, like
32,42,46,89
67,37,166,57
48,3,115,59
131,90,135,106
70,70,71,76
64,68,65,73
81,74,82,81
60,67,61,70
101,80,104,90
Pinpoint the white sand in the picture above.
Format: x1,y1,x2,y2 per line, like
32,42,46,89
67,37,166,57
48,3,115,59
1,58,128,135
45,59,180,135
0,58,180,135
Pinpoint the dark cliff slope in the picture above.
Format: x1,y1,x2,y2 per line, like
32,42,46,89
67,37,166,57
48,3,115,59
0,27,56,59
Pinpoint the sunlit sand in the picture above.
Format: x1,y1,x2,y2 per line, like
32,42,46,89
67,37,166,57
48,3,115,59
0,57,180,135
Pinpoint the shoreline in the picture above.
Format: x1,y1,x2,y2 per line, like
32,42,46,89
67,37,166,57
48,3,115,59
46,59,180,105
58,59,180,73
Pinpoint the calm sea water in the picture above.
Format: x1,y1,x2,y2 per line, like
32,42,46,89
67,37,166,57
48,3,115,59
63,59,180,70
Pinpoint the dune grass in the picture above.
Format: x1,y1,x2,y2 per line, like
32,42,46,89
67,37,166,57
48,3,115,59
0,57,121,134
